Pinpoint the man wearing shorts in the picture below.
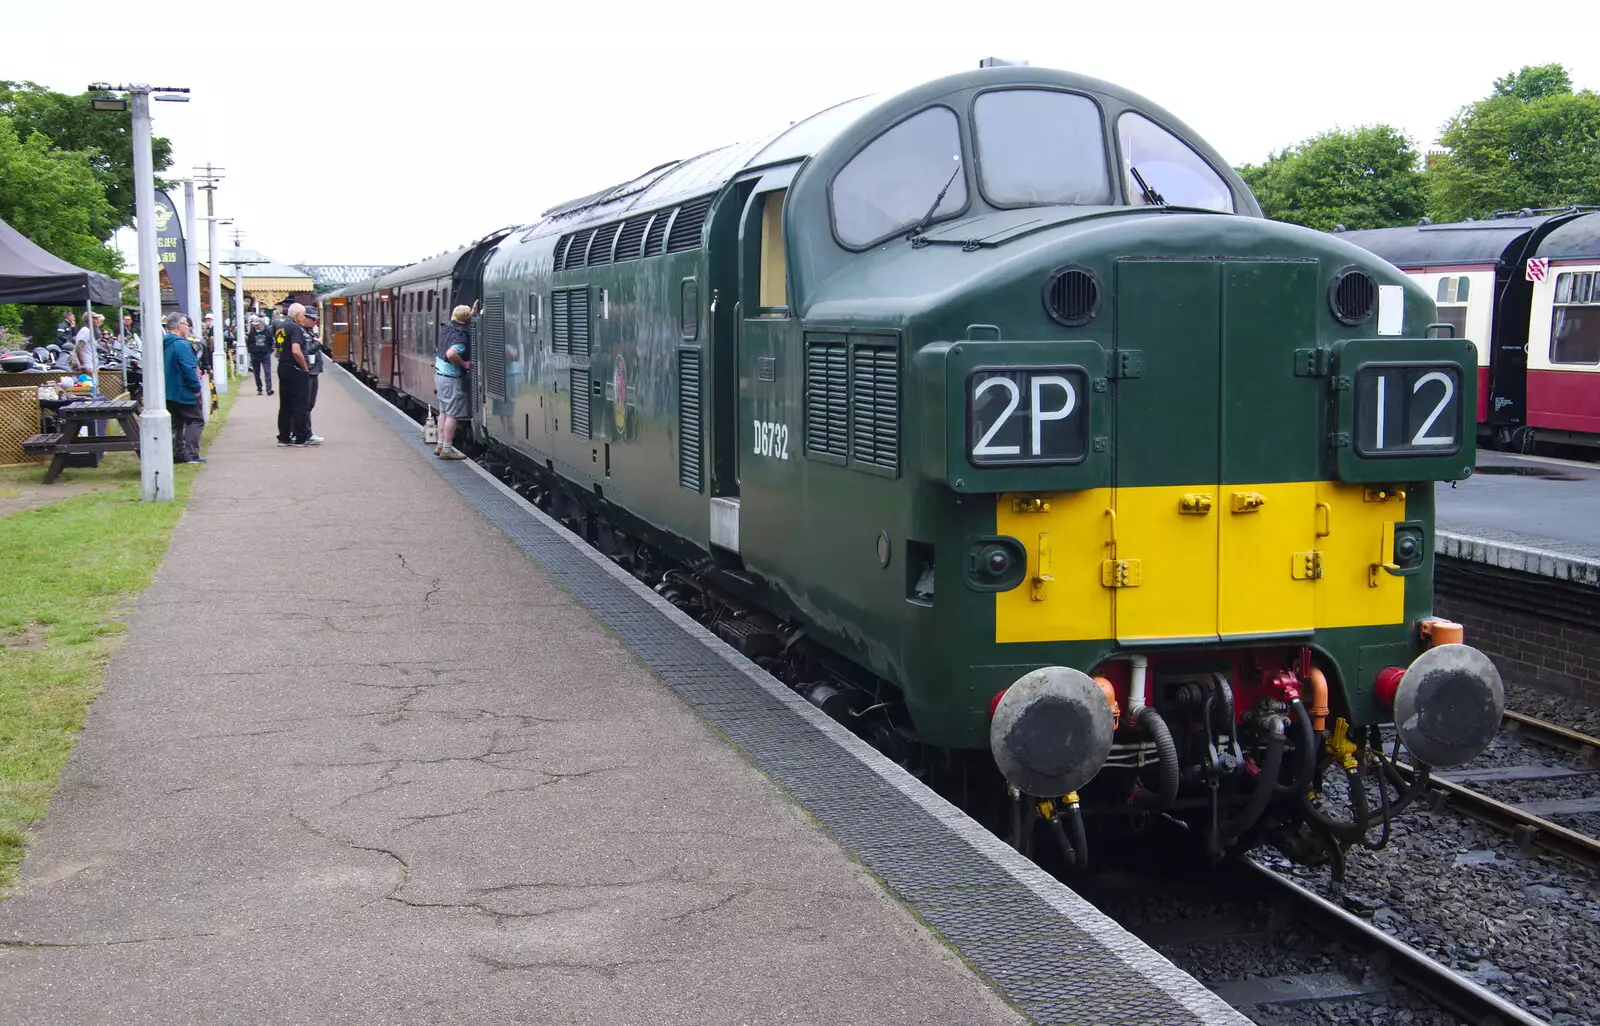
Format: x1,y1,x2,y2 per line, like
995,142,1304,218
434,302,476,460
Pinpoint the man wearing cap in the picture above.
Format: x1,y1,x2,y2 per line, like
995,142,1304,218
274,303,318,448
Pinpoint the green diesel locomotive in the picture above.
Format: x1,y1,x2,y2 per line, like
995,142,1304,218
450,65,1503,866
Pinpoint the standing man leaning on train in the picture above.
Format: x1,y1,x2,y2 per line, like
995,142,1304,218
246,317,274,395
274,303,318,448
433,302,476,460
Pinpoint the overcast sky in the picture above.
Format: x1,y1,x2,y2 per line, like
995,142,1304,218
7,0,1596,271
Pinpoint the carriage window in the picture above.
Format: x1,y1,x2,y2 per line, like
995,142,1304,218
1436,276,1470,303
1551,271,1600,365
973,89,1111,207
1435,276,1470,339
1117,112,1233,212
831,106,966,249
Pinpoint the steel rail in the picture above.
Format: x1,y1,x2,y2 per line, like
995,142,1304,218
1502,710,1600,763
1238,859,1547,1026
1410,769,1600,870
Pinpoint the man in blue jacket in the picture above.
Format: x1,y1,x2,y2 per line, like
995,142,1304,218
162,311,206,464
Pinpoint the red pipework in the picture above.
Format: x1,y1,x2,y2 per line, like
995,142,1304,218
989,689,1008,718
1263,669,1301,703
1375,665,1406,708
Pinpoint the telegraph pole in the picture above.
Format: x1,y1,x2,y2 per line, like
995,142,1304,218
90,83,189,502
195,165,229,395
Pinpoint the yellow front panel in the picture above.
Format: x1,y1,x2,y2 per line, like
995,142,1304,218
1313,482,1407,628
995,483,1408,645
1112,484,1219,643
1218,481,1318,637
995,490,1114,643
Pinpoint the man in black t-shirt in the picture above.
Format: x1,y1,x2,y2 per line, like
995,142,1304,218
274,304,317,447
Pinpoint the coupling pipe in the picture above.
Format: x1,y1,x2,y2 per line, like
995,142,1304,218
1222,713,1287,841
1274,699,1317,799
1130,704,1180,811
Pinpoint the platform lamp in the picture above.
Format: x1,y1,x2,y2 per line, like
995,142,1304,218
220,233,269,376
90,83,190,503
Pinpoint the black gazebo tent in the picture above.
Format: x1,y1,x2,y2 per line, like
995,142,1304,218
0,215,121,305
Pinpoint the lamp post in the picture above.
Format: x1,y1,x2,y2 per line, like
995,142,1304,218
90,83,189,503
194,166,229,396
184,180,202,359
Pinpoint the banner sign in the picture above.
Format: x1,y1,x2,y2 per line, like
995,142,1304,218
153,189,188,313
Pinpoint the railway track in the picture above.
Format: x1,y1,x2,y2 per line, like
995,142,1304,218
1402,711,1600,871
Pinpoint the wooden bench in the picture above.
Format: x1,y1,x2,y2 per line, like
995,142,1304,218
22,432,64,454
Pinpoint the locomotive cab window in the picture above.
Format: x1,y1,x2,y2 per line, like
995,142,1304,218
1551,271,1600,365
831,106,966,249
1117,112,1233,212
758,190,788,312
972,89,1111,207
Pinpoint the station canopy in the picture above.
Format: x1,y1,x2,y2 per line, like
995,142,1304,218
0,215,122,305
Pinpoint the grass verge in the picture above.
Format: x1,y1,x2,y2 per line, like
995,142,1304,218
0,384,237,890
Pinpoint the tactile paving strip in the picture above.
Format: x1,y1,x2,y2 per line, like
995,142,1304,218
336,368,1246,1026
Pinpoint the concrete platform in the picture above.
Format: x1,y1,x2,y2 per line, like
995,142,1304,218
0,369,1246,1025
1435,452,1600,588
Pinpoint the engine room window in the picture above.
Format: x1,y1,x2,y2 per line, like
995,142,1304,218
831,106,966,249
759,190,788,310
1551,271,1600,365
973,89,1111,207
1116,112,1233,213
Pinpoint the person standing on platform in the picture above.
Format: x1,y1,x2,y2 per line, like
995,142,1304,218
301,307,326,442
246,317,274,395
274,303,317,448
162,312,206,464
434,302,475,460
72,313,104,374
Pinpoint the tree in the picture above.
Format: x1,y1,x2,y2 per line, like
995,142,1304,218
1236,125,1427,232
0,81,173,235
0,113,122,341
1493,64,1572,104
1428,65,1600,221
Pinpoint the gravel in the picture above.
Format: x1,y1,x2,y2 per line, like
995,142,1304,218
1507,682,1600,740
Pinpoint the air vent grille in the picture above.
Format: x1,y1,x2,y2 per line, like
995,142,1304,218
552,236,570,271
565,229,596,270
850,345,898,471
588,222,621,266
569,367,591,438
677,349,702,491
804,340,849,460
643,210,670,256
615,217,650,261
481,294,506,399
1330,267,1378,326
568,288,590,358
666,195,713,253
552,290,570,353
1043,266,1100,327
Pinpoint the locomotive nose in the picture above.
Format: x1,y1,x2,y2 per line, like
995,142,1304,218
1377,644,1505,768
989,666,1115,796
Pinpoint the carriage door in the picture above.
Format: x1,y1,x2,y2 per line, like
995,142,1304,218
1110,259,1320,644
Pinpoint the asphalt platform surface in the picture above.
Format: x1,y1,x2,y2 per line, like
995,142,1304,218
0,378,1024,1024
1436,451,1600,563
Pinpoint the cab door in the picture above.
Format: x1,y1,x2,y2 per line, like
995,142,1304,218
1111,259,1321,644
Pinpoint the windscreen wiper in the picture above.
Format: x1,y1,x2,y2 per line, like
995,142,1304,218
907,157,963,240
1130,166,1166,207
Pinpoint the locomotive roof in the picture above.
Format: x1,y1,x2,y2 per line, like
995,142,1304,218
527,66,1244,236
1336,215,1555,268
1536,212,1600,260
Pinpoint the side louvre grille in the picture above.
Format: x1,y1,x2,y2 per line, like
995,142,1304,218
551,290,570,353
569,367,591,438
850,345,898,471
566,228,596,270
666,195,713,253
568,288,590,358
677,349,702,491
643,210,670,256
614,217,649,261
553,236,570,271
804,340,849,460
588,222,621,266
482,294,506,399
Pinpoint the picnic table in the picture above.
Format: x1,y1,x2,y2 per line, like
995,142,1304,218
22,399,141,484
